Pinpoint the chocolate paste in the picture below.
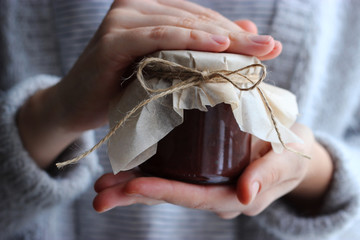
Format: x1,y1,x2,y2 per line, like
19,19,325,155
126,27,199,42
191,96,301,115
139,103,251,184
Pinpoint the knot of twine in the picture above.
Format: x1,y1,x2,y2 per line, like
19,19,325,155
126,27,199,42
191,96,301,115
56,57,309,169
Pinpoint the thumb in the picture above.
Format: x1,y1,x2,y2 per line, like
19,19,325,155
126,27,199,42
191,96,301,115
236,152,287,205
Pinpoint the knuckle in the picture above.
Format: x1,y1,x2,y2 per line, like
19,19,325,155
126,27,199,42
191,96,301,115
197,14,212,23
189,29,199,41
228,32,243,42
189,187,212,210
191,199,210,210
149,26,167,40
178,17,196,28
268,167,281,184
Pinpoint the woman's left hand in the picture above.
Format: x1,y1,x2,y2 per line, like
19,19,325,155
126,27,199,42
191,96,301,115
93,123,333,219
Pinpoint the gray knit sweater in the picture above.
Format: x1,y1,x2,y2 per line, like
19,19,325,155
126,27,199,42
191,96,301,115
1,0,360,240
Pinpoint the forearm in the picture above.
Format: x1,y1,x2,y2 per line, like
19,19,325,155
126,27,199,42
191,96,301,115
17,85,82,169
0,75,101,236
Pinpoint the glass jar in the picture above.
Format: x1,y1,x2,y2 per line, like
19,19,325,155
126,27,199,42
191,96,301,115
139,103,251,184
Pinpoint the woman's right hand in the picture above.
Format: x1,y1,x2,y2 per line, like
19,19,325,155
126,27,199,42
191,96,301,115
17,0,282,168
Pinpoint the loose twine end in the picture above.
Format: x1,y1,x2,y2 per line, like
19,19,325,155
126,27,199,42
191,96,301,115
56,57,309,169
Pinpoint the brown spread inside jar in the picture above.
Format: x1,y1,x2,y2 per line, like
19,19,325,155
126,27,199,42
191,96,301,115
139,103,251,184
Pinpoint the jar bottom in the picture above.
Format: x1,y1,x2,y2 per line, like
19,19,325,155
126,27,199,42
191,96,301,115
139,165,242,185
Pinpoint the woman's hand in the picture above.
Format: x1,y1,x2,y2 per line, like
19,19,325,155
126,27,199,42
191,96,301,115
56,0,282,132
18,0,282,168
93,123,333,218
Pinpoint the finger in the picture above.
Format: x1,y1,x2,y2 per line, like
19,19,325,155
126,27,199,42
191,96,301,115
157,0,242,32
234,20,258,34
227,32,275,57
232,20,282,60
105,23,275,60
94,170,139,193
102,26,230,69
108,9,236,37
107,11,277,58
109,1,279,59
118,0,195,19
93,182,165,212
241,180,298,216
237,150,306,205
258,40,282,61
113,0,245,35
124,177,244,212
144,0,278,56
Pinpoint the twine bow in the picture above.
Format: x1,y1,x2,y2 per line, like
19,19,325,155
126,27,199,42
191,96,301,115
56,57,309,169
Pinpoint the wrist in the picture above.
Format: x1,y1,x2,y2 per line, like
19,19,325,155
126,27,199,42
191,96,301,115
17,85,82,169
286,140,334,208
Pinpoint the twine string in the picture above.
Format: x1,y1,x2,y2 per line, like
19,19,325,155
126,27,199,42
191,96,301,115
56,57,308,169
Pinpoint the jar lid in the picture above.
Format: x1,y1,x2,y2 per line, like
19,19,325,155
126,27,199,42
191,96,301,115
151,50,260,74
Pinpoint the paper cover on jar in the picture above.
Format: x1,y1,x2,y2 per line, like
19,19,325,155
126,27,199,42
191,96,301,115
108,50,302,174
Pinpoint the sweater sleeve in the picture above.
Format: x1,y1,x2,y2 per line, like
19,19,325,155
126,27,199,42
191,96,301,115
0,75,102,237
253,1,360,238
254,131,360,240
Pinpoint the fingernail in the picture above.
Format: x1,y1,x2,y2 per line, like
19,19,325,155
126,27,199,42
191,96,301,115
211,35,229,45
274,40,281,49
250,182,260,202
248,35,272,44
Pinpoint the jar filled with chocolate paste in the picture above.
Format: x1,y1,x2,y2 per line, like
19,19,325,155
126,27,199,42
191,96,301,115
107,51,299,185
139,103,251,184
